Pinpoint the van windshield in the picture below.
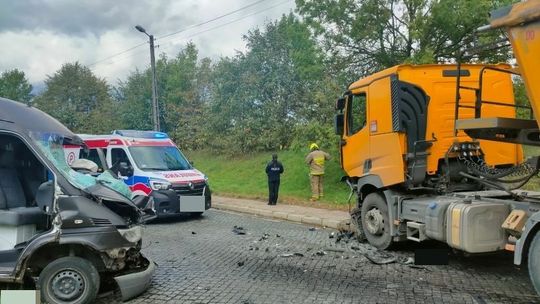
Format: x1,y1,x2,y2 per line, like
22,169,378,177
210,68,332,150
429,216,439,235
29,132,133,199
128,146,191,171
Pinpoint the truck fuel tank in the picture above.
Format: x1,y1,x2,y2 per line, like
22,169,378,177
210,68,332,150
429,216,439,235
425,198,459,242
446,201,509,253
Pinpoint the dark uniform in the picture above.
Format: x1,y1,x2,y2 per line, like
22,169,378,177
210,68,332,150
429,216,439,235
265,154,284,205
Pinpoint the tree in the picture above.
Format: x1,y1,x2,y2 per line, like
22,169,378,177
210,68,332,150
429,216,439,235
114,69,154,131
0,69,33,102
296,0,516,78
115,43,212,150
34,62,120,133
205,14,333,153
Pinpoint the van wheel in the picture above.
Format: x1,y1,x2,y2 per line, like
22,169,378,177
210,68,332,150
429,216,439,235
528,231,540,294
361,192,393,250
39,257,100,304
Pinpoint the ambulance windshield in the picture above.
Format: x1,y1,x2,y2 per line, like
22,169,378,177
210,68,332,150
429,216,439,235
128,146,191,171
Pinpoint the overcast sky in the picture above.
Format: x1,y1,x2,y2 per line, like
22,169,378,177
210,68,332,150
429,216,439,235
0,0,296,90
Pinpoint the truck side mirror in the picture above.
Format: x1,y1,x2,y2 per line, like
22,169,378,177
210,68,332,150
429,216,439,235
335,113,344,135
335,97,346,111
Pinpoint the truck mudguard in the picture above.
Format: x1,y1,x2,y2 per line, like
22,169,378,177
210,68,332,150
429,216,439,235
515,212,540,265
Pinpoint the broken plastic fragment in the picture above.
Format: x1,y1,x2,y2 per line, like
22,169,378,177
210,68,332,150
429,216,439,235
364,251,397,265
233,226,246,235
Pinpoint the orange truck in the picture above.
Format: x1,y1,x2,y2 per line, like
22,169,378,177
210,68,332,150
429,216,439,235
334,0,540,294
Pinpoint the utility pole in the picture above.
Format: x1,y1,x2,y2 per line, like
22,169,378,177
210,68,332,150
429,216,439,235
135,25,160,131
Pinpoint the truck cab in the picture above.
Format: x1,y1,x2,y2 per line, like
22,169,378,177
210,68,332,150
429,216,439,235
70,130,212,218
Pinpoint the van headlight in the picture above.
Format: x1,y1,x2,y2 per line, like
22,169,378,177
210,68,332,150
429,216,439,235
149,179,172,191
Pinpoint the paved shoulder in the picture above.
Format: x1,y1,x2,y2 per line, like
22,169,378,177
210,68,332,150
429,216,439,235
212,196,350,230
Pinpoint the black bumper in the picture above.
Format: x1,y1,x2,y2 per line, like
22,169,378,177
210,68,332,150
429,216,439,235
150,186,212,217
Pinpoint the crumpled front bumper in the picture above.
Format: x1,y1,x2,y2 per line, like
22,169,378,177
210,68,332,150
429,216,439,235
114,256,156,301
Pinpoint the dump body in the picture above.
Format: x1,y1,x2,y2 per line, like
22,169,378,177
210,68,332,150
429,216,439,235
490,1,540,129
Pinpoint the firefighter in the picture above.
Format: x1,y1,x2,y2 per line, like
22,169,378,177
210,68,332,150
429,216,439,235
265,153,284,205
305,143,331,201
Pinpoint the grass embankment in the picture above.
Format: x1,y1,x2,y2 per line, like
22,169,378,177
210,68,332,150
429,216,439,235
186,150,351,210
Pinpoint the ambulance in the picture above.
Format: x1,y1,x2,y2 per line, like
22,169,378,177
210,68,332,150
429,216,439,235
67,130,211,217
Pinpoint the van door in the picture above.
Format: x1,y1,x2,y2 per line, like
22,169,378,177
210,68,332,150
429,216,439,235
341,91,370,177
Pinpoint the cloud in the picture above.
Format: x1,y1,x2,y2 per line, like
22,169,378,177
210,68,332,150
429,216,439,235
0,0,295,88
0,0,186,37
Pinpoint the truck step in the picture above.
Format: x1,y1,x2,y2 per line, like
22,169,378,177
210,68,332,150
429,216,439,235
406,222,427,242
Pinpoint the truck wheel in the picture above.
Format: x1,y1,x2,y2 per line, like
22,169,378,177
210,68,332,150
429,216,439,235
528,232,540,294
39,256,100,304
361,192,393,250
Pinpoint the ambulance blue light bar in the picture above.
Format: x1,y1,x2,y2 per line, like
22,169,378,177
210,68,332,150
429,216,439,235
112,130,169,139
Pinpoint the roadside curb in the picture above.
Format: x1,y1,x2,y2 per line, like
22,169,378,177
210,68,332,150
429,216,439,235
212,201,351,231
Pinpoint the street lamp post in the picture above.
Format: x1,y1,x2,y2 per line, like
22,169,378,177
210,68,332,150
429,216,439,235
135,25,160,131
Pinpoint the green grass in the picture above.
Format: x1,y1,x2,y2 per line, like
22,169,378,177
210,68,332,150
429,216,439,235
186,150,350,207
186,145,540,207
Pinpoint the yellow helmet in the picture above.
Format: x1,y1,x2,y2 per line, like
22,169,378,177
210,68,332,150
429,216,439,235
310,143,319,150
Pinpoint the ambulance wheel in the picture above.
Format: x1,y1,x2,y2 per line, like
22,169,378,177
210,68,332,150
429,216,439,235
361,192,393,250
528,231,540,295
191,212,204,217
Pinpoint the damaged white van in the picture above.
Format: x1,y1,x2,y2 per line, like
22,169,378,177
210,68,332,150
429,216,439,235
0,97,155,303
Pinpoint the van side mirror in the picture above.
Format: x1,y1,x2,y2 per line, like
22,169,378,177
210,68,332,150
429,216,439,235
335,97,346,111
118,162,134,177
335,113,344,135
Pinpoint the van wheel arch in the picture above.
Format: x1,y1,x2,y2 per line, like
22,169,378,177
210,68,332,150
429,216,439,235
25,243,106,279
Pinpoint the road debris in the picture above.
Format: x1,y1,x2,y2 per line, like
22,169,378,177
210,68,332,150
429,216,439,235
329,232,335,239
335,231,355,244
309,227,317,231
314,250,327,256
280,253,304,258
259,233,270,241
364,251,397,265
233,226,246,235
401,257,414,265
237,261,245,267
191,231,197,235
324,247,345,253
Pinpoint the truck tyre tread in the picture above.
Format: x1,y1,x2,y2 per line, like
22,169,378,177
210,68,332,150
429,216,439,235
528,232,540,295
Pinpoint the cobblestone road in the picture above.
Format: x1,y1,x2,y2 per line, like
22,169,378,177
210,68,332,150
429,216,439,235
99,209,539,304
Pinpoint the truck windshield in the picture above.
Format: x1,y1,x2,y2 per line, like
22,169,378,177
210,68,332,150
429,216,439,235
128,146,191,171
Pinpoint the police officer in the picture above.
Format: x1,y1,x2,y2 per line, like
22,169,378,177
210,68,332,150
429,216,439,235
265,153,284,205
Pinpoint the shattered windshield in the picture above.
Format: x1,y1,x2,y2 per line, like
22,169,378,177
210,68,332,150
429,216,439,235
30,132,134,199
128,146,191,171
